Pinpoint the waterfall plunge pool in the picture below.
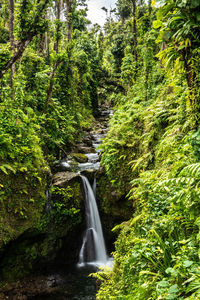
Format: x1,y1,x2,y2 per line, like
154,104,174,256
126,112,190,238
30,264,98,300
31,109,114,300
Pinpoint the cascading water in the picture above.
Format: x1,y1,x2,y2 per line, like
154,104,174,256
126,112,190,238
92,178,96,197
78,175,108,267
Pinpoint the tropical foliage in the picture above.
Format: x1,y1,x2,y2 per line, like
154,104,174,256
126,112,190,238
0,0,200,298
96,0,200,299
0,0,103,247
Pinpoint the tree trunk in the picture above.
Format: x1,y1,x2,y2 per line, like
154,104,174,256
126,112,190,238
39,33,46,53
66,0,72,41
9,0,15,94
0,36,33,80
54,0,62,52
132,0,137,64
45,61,61,113
185,62,197,107
45,0,62,113
9,0,14,47
148,0,152,15
0,0,50,80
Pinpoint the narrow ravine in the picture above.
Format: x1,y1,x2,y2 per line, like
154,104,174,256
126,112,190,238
10,108,112,300
31,109,113,300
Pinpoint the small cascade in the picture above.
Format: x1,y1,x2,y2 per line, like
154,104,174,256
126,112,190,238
92,178,96,198
45,189,52,213
78,175,108,267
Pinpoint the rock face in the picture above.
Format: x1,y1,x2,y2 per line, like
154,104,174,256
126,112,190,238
96,169,133,252
0,170,85,283
52,171,81,187
0,273,64,300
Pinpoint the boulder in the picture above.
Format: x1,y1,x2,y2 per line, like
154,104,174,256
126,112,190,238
52,171,81,188
72,153,88,163
75,146,96,154
82,136,93,147
51,160,78,173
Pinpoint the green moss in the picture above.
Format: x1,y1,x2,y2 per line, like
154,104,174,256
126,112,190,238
0,176,84,279
0,163,84,281
50,183,83,231
0,170,47,248
72,153,88,163
97,173,132,220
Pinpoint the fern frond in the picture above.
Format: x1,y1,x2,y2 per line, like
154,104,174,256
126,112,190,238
180,163,200,178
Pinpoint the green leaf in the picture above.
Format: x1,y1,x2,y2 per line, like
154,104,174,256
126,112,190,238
197,13,200,21
168,284,179,294
0,165,8,175
157,280,169,288
153,20,162,29
183,260,194,268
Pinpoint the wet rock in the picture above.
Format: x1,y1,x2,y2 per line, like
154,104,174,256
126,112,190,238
52,159,80,174
46,274,63,288
72,153,88,163
81,169,96,183
82,136,93,147
0,293,5,300
52,172,81,188
77,146,96,154
47,275,57,288
52,160,72,173
94,129,105,135
0,274,65,299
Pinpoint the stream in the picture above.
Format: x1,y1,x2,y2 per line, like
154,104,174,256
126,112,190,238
30,109,113,300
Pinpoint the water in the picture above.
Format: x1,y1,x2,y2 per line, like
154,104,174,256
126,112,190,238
33,108,113,300
61,161,71,169
85,153,99,163
78,176,108,267
77,162,100,172
45,189,52,213
30,265,97,300
92,178,96,198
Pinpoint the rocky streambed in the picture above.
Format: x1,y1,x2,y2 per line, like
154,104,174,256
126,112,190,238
0,108,119,300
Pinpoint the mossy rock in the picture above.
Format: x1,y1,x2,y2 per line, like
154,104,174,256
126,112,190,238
96,172,133,226
72,153,88,163
0,169,85,282
0,170,48,248
52,171,81,188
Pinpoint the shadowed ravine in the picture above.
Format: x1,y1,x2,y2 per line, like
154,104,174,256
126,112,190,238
30,109,113,300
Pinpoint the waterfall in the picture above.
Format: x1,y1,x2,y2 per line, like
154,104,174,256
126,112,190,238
92,178,96,198
78,175,108,267
45,189,52,213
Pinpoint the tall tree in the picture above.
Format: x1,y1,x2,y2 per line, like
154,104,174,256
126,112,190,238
66,0,72,41
0,0,50,80
132,0,137,64
116,0,131,26
45,0,63,113
9,0,15,93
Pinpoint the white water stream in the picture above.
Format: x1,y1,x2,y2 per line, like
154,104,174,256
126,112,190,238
78,176,109,267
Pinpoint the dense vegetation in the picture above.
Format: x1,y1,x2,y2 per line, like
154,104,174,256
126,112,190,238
0,0,103,247
1,0,200,299
96,0,200,299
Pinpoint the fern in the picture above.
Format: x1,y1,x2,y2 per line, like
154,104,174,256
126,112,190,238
180,163,200,178
0,164,16,175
